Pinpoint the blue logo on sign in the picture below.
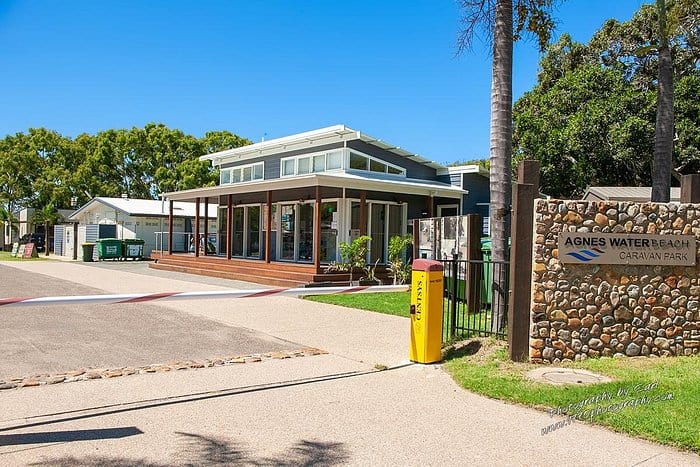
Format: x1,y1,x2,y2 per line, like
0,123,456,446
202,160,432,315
565,248,605,262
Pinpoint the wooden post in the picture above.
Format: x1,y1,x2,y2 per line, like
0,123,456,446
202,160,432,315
226,195,233,260
464,214,482,315
681,174,700,203
508,182,536,361
427,195,434,218
359,191,367,236
72,222,79,260
265,191,272,263
313,185,322,271
194,197,200,258
412,218,419,261
517,159,540,187
203,197,209,256
507,160,541,361
168,200,174,255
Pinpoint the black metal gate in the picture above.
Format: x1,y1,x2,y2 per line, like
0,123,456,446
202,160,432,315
439,258,509,341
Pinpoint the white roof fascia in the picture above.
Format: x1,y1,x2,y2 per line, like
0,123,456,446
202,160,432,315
164,172,465,202
436,165,489,177
201,125,354,165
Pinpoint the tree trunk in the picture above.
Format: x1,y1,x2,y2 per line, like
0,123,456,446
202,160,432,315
45,221,50,256
489,0,513,333
651,0,674,203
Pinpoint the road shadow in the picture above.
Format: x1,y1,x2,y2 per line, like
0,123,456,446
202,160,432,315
0,427,142,446
442,339,482,361
31,432,349,466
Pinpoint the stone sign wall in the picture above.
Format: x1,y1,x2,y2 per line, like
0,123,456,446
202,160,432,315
530,200,700,363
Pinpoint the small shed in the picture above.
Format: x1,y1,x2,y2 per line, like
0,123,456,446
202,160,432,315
65,197,217,258
583,186,681,203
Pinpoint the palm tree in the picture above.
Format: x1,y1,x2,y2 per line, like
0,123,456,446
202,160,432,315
31,203,65,256
0,206,19,250
458,0,558,332
651,0,673,203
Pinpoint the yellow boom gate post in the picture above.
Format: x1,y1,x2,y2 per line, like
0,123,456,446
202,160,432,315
409,259,444,363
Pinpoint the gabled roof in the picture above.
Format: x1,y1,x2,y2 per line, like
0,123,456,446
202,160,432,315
199,124,446,171
583,186,681,202
69,197,217,220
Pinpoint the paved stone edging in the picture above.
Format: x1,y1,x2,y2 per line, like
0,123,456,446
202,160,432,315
0,347,327,391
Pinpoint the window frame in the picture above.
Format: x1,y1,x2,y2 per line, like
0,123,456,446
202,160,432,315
346,149,406,177
220,161,265,185
279,149,345,178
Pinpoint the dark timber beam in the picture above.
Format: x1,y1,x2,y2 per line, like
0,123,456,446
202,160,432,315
203,197,209,256
227,195,233,260
168,200,174,255
194,197,200,258
359,191,367,236
313,185,322,271
265,191,272,263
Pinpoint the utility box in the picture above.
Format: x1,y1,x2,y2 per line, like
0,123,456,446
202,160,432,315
409,259,444,364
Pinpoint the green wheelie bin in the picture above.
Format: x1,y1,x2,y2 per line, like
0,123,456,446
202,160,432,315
81,243,96,262
96,238,123,260
122,238,145,260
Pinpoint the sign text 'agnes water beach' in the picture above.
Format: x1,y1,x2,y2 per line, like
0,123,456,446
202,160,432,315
559,233,697,266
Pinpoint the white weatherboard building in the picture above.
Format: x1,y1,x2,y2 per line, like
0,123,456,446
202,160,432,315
62,197,217,258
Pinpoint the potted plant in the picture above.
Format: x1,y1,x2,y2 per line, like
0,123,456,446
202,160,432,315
325,235,371,285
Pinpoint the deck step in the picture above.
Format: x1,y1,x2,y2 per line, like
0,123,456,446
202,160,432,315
149,263,306,288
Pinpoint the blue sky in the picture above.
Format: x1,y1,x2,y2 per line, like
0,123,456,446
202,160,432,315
0,0,646,165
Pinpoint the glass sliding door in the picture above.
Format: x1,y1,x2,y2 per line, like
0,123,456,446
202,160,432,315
231,207,244,256
320,202,338,263
388,204,402,240
370,203,386,263
263,204,277,261
350,201,362,242
280,204,295,260
298,203,314,262
247,206,261,258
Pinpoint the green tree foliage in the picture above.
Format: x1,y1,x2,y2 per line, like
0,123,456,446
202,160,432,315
513,2,700,198
0,124,251,214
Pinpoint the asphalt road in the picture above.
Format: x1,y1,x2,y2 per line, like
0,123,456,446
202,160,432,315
0,264,299,380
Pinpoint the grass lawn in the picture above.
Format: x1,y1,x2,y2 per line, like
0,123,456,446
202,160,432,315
305,291,505,341
0,250,49,262
305,291,411,317
444,338,700,453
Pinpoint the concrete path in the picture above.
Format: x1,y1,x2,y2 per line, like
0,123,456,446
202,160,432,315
0,261,698,466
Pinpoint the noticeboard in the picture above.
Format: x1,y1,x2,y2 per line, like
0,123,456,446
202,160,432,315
23,242,36,258
11,242,19,257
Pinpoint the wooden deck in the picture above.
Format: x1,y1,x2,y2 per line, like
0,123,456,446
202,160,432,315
149,252,382,287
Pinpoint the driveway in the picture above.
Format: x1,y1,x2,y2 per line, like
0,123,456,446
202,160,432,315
0,263,299,380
